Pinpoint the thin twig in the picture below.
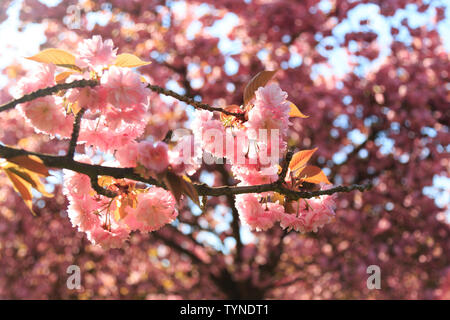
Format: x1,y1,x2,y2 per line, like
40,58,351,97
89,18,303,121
0,80,98,113
67,108,86,159
1,79,245,119
146,83,245,119
90,175,117,198
278,147,295,182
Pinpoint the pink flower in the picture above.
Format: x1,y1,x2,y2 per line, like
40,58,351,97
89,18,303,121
231,163,277,186
76,35,117,71
87,224,130,249
67,199,102,232
63,169,108,233
65,75,108,112
64,166,132,249
169,135,201,175
235,194,278,231
137,141,169,173
245,83,291,159
254,83,288,107
79,118,145,153
104,102,147,128
265,201,285,220
279,212,304,232
279,190,336,233
14,64,55,97
116,141,138,167
124,188,178,232
20,96,74,138
302,198,335,232
191,110,228,158
101,66,150,108
192,110,213,127
62,170,92,201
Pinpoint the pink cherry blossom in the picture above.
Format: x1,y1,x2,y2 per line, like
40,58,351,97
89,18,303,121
137,141,169,173
101,66,150,108
279,190,336,233
116,141,139,167
87,223,130,249
235,194,278,231
13,64,55,97
76,35,117,71
79,118,145,153
124,188,178,232
65,75,108,112
62,169,92,201
254,82,289,107
169,135,201,175
245,83,291,157
19,96,74,138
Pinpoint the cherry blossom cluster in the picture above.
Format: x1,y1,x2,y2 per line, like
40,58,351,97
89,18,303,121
191,83,337,233
235,186,336,233
63,159,178,249
1,0,447,299
12,35,337,247
11,36,195,247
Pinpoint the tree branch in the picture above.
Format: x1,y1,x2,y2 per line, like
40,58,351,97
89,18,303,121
0,80,372,200
0,80,98,113
278,147,294,182
146,83,245,119
67,108,86,159
216,163,243,262
1,79,245,119
0,144,372,200
90,175,117,198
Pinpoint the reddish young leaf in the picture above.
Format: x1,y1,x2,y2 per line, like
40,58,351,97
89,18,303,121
8,155,49,176
4,169,36,215
288,101,309,118
289,148,318,172
26,48,81,71
181,175,200,206
295,165,331,185
163,171,184,203
220,104,243,126
6,167,53,198
243,70,277,106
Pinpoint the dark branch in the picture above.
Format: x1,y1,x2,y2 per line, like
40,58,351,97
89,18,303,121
146,83,245,119
0,80,372,201
216,163,243,262
67,108,86,159
90,175,117,198
278,147,295,182
1,78,245,119
0,80,98,113
0,144,372,200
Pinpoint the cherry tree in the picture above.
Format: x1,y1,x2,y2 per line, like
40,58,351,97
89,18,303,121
0,0,448,299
